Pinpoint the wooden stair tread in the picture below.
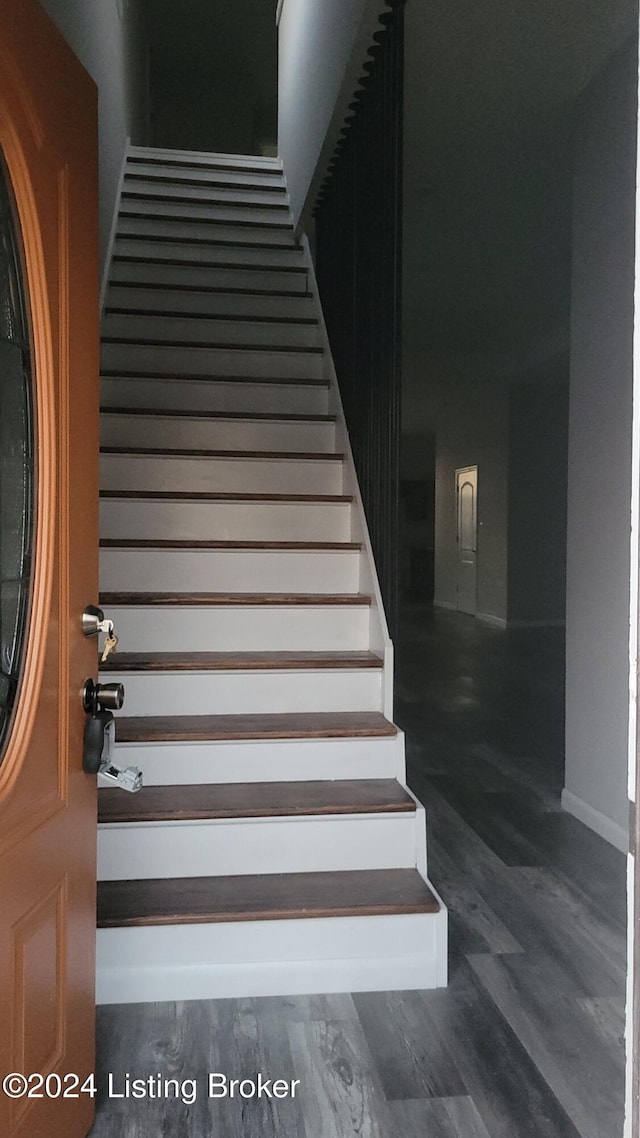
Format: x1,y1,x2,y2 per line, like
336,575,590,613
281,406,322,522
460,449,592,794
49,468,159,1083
100,380,327,393
99,592,370,606
119,212,293,231
104,308,318,326
101,372,329,387
121,192,290,211
100,406,334,422
100,446,342,461
127,155,283,175
108,281,312,298
98,779,415,824
101,650,383,672
97,868,439,928
100,539,360,550
113,255,305,273
125,174,286,193
120,187,288,201
102,336,322,354
100,490,351,503
115,233,302,253
113,711,397,743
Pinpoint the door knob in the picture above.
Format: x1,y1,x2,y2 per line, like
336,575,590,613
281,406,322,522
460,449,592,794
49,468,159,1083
82,678,124,714
81,677,140,790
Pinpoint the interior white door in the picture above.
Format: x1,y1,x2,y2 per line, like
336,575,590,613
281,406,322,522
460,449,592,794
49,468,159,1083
455,466,477,615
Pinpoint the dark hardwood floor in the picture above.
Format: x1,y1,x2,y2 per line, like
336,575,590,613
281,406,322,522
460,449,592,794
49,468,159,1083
89,606,626,1138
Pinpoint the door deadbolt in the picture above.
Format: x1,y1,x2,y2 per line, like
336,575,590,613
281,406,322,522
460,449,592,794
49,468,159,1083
82,604,105,637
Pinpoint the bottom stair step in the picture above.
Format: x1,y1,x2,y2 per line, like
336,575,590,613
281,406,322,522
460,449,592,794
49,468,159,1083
97,868,439,928
96,868,447,1002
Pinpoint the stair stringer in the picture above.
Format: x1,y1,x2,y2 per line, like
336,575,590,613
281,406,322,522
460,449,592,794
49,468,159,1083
301,232,394,717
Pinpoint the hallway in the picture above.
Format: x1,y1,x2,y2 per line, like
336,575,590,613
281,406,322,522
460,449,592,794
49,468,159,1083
90,609,626,1138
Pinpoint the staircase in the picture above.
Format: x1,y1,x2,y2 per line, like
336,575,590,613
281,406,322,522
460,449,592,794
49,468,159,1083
95,145,447,1003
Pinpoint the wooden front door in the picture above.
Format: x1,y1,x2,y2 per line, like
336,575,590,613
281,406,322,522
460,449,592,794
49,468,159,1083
0,3,99,1136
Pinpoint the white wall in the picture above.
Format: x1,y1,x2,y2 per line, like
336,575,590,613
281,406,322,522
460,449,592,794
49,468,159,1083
38,0,149,271
277,0,386,227
507,372,569,626
564,42,637,850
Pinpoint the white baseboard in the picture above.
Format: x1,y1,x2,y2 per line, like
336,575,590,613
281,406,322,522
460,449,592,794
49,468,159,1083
561,788,628,852
476,612,507,629
433,602,507,629
506,618,566,629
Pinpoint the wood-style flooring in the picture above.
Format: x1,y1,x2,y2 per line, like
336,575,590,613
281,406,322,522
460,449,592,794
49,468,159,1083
89,607,626,1138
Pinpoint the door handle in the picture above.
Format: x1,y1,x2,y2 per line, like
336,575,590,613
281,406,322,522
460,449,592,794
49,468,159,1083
81,678,124,775
82,678,124,713
81,676,141,790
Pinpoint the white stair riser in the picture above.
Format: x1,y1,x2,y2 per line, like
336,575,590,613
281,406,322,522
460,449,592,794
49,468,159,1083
100,498,352,543
128,148,283,171
120,200,293,225
102,312,319,348
101,343,323,382
100,453,342,495
118,216,296,247
100,414,336,453
122,183,289,206
96,908,448,1003
106,285,315,321
97,811,418,880
103,604,369,652
99,548,361,594
101,377,328,417
110,260,308,293
125,166,285,188
103,668,383,715
112,735,403,785
114,237,304,269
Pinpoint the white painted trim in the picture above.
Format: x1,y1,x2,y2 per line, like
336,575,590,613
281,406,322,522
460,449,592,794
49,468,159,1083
476,612,507,629
625,28,640,1135
561,788,629,853
300,232,394,718
276,0,286,27
100,137,130,313
428,603,562,630
626,853,635,1137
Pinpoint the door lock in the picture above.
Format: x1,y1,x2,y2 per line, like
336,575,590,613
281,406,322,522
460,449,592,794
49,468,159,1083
82,606,119,662
81,678,124,775
82,678,124,714
81,677,141,792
